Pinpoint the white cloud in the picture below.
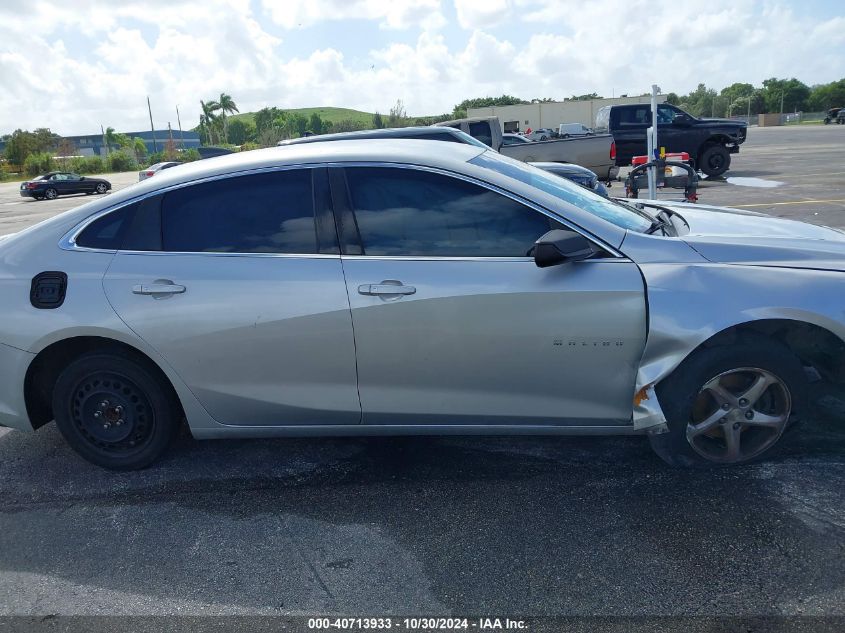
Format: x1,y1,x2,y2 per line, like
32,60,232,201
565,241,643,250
261,0,444,30
0,1,843,136
454,0,512,29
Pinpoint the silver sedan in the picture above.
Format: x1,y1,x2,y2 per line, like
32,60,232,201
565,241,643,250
0,140,842,470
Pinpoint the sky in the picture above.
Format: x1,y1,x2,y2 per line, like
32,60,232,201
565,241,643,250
0,0,843,136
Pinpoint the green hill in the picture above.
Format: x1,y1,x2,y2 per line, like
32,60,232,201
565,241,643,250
231,107,375,127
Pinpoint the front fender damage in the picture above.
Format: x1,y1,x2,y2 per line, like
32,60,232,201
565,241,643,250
630,262,845,434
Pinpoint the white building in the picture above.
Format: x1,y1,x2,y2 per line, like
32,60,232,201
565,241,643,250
467,95,668,133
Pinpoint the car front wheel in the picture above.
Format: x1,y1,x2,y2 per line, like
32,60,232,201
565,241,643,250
649,337,805,467
95,182,108,194
52,349,182,470
698,144,731,177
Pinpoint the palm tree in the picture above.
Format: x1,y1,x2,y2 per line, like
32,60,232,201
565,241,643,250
199,100,219,145
104,126,116,155
215,93,239,144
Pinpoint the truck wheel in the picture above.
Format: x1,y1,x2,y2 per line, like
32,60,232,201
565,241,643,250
698,144,730,178
824,118,831,124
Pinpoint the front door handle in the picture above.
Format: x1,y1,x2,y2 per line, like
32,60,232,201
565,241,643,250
358,282,416,296
132,282,186,296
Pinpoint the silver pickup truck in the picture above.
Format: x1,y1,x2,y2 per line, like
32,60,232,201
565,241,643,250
434,116,618,181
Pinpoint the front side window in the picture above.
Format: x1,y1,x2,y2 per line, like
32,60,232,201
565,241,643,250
657,104,676,124
346,167,562,257
161,170,318,253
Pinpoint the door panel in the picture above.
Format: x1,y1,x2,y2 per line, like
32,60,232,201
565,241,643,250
102,167,358,427
342,258,646,426
104,253,360,426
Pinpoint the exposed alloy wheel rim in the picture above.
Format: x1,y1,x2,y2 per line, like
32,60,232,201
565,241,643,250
686,367,791,464
70,370,156,455
45,188,57,200
95,183,107,194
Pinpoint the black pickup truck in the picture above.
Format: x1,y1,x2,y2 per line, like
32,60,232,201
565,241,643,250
596,103,747,177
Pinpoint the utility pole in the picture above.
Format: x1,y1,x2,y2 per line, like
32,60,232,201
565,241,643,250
100,124,108,157
147,96,158,152
168,122,175,158
176,105,186,149
647,84,658,200
747,95,751,123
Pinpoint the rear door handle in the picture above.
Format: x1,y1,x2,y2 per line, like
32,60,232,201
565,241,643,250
132,282,186,296
358,283,416,296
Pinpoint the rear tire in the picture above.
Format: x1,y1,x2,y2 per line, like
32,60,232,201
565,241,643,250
52,350,182,470
698,144,731,177
649,337,806,468
44,187,58,200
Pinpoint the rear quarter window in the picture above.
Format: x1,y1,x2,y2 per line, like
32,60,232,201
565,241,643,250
75,205,135,250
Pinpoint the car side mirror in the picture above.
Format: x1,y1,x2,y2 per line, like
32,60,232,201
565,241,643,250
79,176,85,180
672,114,688,126
533,229,598,268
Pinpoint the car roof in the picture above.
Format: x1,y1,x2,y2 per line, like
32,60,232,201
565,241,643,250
278,126,487,148
90,139,488,206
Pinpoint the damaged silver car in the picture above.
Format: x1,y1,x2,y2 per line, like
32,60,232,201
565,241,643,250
0,140,842,470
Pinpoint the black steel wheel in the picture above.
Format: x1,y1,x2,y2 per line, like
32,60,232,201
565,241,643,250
698,144,731,177
649,336,806,467
53,349,182,470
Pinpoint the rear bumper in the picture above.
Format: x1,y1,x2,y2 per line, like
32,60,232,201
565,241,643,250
0,342,35,431
18,189,35,198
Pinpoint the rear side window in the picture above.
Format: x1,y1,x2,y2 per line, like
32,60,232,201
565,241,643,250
345,167,561,257
468,121,493,148
617,106,651,125
161,170,318,253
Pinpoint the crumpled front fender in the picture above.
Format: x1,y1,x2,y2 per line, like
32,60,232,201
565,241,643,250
632,262,845,432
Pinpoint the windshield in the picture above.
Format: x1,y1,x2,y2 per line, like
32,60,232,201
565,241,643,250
470,152,652,232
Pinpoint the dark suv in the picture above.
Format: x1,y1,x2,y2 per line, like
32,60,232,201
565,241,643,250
596,103,747,177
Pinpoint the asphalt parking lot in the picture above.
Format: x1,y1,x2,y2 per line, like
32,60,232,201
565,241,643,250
0,126,844,624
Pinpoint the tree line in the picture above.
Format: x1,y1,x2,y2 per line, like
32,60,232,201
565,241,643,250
452,77,845,119
4,76,842,176
1,125,195,178
665,77,845,118
223,100,451,147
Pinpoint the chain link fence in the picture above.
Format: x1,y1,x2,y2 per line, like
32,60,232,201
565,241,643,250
783,112,826,124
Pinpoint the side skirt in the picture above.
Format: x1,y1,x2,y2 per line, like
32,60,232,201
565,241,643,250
190,424,644,440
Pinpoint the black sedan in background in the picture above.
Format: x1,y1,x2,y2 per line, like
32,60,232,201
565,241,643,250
530,161,610,197
20,172,111,200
